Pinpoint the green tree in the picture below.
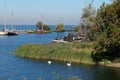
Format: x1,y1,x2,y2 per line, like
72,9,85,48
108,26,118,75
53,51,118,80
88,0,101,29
35,21,50,31
43,25,50,31
91,1,120,62
56,23,64,32
36,21,42,30
80,4,96,40
73,25,80,31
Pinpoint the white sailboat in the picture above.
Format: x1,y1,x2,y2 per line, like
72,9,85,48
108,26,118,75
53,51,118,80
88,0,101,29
0,0,18,36
0,0,8,36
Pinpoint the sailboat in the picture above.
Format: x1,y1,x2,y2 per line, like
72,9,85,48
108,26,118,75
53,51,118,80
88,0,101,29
0,0,8,36
7,11,18,35
0,0,18,36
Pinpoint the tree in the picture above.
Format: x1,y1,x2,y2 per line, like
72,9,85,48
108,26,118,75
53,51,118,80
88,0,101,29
80,4,96,40
35,21,42,30
73,25,80,31
43,25,50,31
35,21,50,31
56,23,64,32
91,1,120,62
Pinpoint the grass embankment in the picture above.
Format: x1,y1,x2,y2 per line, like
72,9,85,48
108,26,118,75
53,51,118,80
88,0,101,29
14,42,94,64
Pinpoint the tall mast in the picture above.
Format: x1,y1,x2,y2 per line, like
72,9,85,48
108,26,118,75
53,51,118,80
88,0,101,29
4,0,7,32
12,10,14,30
41,14,43,30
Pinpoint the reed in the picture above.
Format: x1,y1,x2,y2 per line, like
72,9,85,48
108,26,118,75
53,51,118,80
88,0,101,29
14,42,94,64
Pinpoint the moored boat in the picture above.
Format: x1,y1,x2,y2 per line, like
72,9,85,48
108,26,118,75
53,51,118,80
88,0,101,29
0,0,18,36
7,31,18,35
0,31,8,36
52,39,70,43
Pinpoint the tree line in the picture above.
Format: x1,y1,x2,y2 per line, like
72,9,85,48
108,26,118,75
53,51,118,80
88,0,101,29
35,21,64,32
81,0,120,62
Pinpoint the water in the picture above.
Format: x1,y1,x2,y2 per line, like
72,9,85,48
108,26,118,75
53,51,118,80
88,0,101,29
0,25,73,31
0,25,120,80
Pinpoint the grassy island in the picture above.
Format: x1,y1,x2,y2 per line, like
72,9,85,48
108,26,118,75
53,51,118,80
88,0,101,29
14,42,94,64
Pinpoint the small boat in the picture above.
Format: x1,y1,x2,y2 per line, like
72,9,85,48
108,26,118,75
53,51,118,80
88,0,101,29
48,61,52,64
52,39,70,43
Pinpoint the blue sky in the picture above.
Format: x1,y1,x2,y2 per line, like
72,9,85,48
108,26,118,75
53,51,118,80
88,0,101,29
0,0,111,25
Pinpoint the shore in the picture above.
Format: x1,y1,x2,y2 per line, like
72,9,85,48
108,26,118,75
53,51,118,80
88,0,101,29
15,29,75,34
14,42,120,68
106,63,120,68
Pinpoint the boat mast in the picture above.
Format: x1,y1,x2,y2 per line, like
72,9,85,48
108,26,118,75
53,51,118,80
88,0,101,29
4,0,7,32
12,10,14,30
41,14,43,30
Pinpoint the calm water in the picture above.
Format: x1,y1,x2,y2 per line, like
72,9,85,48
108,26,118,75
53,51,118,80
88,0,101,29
0,25,120,80
0,25,73,30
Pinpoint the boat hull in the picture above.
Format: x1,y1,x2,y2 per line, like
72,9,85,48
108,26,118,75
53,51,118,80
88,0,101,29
7,32,18,36
52,39,70,43
0,31,8,36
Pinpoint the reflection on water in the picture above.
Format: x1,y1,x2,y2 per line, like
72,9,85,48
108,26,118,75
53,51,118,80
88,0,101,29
0,33,120,80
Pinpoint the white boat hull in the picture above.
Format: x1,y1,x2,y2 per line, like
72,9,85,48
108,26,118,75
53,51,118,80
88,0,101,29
0,31,8,36
52,39,70,43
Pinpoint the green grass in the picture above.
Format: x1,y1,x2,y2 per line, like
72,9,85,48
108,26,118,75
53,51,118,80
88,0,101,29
14,42,94,64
